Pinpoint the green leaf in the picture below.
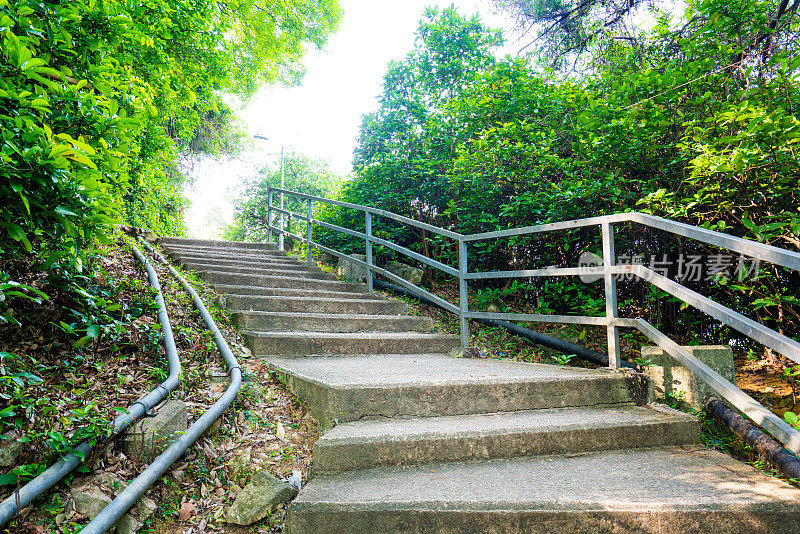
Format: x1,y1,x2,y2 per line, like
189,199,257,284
0,473,20,485
62,149,97,169
55,206,79,217
42,250,66,269
18,192,30,216
21,58,46,71
85,324,101,339
4,223,32,252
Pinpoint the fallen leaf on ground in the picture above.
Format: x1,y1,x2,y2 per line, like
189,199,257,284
177,498,197,521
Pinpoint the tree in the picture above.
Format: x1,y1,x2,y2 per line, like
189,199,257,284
341,6,502,260
0,0,342,270
221,0,343,94
491,0,652,69
225,151,341,242
313,0,800,348
491,0,800,71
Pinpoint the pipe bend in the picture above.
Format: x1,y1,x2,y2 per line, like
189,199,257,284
78,239,243,534
0,241,182,527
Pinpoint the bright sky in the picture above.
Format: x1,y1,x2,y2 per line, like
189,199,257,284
183,0,516,238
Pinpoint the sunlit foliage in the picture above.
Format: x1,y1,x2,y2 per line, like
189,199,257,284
0,0,341,269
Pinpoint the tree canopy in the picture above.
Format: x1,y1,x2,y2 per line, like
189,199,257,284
491,0,800,71
225,151,341,242
316,0,800,350
0,0,341,270
349,7,502,223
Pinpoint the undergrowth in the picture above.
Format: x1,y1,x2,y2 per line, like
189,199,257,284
0,234,164,489
1,235,319,533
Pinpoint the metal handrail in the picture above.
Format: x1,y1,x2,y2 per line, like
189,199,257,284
266,187,800,452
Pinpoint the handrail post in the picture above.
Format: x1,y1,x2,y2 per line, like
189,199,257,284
458,239,469,348
267,189,274,243
602,222,620,369
279,191,285,252
286,212,291,251
306,198,313,263
365,211,373,293
278,224,284,251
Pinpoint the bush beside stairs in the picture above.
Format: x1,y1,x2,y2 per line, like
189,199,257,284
160,237,800,534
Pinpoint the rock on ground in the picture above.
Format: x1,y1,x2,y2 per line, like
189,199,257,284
0,430,23,467
68,472,157,534
119,399,187,463
337,254,367,283
225,470,298,525
228,447,253,486
385,261,423,285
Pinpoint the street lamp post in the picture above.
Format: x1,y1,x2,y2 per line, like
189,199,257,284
254,135,285,250
280,145,285,251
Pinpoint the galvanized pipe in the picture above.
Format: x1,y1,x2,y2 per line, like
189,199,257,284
267,190,274,243
269,187,800,451
457,239,469,349
79,240,242,534
630,264,800,365
601,222,621,369
705,397,800,480
306,199,313,263
365,211,374,293
632,318,800,452
269,187,465,240
0,243,182,527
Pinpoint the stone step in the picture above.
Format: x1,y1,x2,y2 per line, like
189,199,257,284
159,237,277,251
235,311,433,333
250,333,459,360
174,255,318,271
163,244,288,259
181,262,333,280
161,244,278,256
287,446,800,534
312,404,701,474
197,270,367,293
163,246,291,260
225,295,407,314
161,238,800,534
212,285,380,300
265,354,641,425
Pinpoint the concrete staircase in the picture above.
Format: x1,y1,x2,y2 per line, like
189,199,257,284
160,238,800,534
160,237,457,357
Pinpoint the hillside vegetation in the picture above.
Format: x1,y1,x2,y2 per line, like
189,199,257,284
251,3,797,347
0,0,339,527
229,1,800,416
1,0,341,266
2,0,800,527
